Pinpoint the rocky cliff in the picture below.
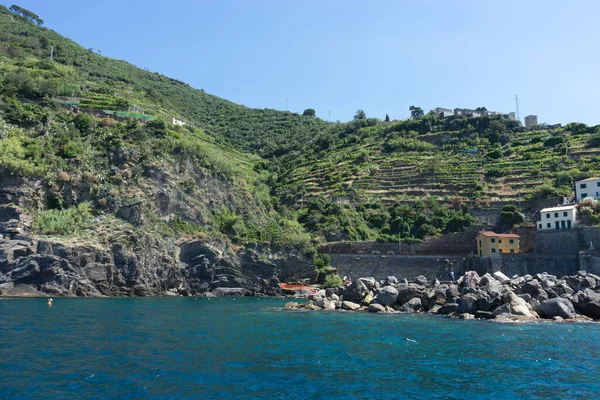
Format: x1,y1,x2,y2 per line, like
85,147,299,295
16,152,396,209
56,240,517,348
0,182,314,297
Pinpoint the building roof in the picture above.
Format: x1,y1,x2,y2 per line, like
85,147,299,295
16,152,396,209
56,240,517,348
576,177,600,183
477,231,520,238
540,205,577,213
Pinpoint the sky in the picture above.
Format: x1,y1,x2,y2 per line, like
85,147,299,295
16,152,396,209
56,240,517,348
4,0,600,125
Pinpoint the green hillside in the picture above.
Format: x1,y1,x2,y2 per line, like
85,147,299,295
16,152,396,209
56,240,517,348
0,5,314,256
2,3,600,251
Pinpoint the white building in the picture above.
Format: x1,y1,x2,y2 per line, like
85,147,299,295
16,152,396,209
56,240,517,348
538,205,578,230
168,116,186,126
575,177,600,202
434,107,453,118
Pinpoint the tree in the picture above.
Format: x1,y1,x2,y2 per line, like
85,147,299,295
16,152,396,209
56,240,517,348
113,98,130,111
385,114,390,122
302,108,316,117
476,107,488,112
409,106,424,119
354,109,366,120
9,5,43,25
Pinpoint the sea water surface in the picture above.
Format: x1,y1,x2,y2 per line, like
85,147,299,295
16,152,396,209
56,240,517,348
1,297,599,399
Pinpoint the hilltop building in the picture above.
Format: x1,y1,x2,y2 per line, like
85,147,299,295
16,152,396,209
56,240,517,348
524,115,538,127
434,107,453,118
168,116,186,126
476,231,520,256
433,107,516,120
575,177,600,202
538,205,579,230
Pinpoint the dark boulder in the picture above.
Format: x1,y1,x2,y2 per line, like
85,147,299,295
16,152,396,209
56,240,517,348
438,303,459,315
343,279,369,302
414,275,428,286
397,284,426,305
457,293,478,314
399,297,422,313
375,285,399,306
384,276,398,286
368,303,386,313
571,289,600,319
538,298,576,319
521,280,544,298
492,303,511,317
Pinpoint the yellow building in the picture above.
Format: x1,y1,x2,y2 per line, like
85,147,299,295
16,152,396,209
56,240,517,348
476,231,520,257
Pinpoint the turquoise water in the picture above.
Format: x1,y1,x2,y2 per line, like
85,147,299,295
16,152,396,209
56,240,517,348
1,298,599,399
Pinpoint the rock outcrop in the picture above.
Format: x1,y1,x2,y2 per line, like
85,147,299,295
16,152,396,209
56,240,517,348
0,235,311,297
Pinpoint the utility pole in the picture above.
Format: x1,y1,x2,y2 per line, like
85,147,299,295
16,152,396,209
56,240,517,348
515,94,520,122
50,45,54,62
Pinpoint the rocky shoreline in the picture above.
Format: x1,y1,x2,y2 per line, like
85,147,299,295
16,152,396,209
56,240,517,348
285,271,600,323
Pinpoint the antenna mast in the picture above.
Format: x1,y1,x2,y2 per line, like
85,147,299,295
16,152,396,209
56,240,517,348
515,94,520,122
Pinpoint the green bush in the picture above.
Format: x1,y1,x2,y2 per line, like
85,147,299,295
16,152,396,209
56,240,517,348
33,202,93,235
323,274,343,288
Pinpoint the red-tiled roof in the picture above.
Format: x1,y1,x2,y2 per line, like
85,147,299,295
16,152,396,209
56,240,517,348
477,231,520,238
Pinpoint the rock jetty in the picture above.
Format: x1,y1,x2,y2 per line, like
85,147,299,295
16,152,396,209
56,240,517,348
286,271,600,322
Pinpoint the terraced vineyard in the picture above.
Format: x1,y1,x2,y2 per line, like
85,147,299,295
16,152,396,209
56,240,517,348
277,119,600,212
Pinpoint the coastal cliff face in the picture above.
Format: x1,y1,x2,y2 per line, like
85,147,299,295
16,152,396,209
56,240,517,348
0,234,312,298
0,176,313,297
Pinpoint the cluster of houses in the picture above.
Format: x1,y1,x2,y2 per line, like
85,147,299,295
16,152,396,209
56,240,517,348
434,106,542,129
476,177,600,257
434,107,517,121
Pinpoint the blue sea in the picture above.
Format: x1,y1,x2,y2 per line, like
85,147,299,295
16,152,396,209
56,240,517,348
1,297,599,400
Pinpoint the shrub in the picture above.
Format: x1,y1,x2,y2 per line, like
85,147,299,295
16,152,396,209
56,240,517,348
323,274,343,288
544,136,564,147
57,171,70,182
529,183,559,199
33,202,93,235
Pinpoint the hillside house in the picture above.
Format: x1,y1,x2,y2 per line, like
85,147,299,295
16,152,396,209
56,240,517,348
575,178,600,202
476,231,520,256
434,107,454,118
168,117,186,126
538,205,578,230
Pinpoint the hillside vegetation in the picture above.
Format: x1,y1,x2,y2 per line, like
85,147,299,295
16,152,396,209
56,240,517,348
2,4,600,252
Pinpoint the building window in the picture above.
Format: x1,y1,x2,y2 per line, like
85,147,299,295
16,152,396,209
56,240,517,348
563,212,568,217
509,239,514,244
554,212,558,218
510,249,515,253
479,250,482,256
491,238,496,243
582,193,588,199
546,213,550,218
561,220,566,229
581,183,587,189
479,240,482,247
568,220,572,228
597,182,600,187
547,223,551,228
498,239,502,243
538,224,542,229
491,248,496,253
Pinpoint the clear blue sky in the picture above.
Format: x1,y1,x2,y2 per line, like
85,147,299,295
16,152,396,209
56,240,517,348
4,0,600,125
